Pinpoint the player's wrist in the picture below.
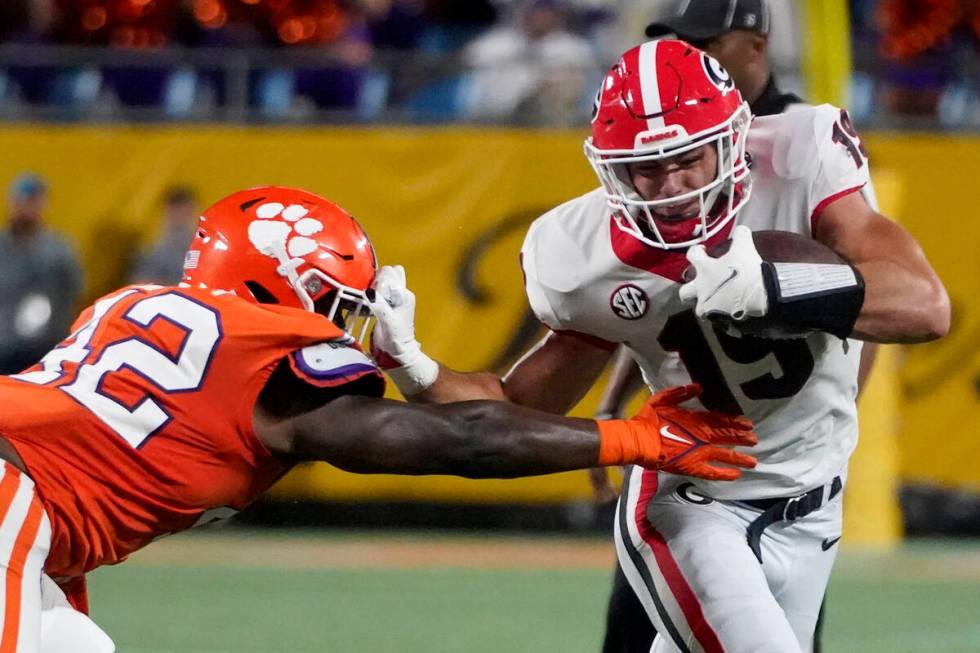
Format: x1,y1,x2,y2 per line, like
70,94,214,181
595,418,661,467
760,261,865,338
382,345,439,396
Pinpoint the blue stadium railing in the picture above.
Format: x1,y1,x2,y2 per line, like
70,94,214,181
1,43,977,129
0,43,482,124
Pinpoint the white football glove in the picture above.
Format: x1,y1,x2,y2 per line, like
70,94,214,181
368,265,439,395
678,225,769,321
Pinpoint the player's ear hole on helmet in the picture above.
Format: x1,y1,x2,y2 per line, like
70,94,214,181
244,281,280,305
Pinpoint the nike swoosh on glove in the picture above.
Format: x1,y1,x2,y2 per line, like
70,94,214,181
679,225,769,321
597,384,758,481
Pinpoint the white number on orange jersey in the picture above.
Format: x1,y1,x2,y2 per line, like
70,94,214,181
14,289,139,385
15,291,221,449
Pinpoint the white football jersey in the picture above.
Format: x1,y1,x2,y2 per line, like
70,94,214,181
522,105,873,499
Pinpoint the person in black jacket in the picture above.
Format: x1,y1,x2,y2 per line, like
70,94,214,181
646,0,805,117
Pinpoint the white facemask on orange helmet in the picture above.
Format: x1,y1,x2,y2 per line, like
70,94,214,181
182,186,377,341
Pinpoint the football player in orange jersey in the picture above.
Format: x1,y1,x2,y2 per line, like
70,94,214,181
0,186,757,652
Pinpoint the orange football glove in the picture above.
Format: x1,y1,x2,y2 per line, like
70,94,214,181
596,384,758,481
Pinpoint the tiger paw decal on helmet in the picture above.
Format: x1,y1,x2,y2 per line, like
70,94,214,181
248,201,325,261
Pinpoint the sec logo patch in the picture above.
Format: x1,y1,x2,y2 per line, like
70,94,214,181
610,284,648,320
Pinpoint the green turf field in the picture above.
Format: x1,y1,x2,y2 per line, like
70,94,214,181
88,531,980,653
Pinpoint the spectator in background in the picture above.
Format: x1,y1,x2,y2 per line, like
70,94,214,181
422,0,497,52
1,0,57,110
0,0,54,43
463,0,596,125
874,0,980,124
0,173,83,374
129,185,199,285
365,0,429,51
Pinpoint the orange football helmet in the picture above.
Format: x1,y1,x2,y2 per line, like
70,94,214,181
182,186,377,340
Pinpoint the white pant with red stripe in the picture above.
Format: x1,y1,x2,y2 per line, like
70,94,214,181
615,467,843,653
0,464,114,653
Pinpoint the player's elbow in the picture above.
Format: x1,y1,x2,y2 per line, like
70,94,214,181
918,278,951,341
888,273,951,343
925,302,951,342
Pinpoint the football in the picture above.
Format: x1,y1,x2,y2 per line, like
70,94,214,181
684,230,846,338
705,230,846,265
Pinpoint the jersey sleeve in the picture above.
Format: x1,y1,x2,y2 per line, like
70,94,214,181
807,104,873,228
519,219,563,331
287,337,384,389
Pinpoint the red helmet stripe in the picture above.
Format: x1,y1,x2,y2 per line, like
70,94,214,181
638,41,666,132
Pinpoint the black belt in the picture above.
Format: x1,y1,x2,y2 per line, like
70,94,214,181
743,476,843,564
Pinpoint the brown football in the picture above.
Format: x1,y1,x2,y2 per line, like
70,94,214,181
684,230,845,338
710,230,844,263
682,230,845,283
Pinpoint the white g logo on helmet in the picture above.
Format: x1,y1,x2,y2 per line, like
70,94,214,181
591,81,605,124
702,53,735,94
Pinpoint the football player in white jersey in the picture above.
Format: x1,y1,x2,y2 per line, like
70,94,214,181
592,3,870,649
370,40,949,652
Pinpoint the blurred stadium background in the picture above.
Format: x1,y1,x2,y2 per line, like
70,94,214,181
1,0,978,651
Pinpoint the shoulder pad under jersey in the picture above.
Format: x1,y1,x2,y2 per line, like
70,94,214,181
806,104,872,210
288,337,382,388
520,191,605,331
749,106,823,180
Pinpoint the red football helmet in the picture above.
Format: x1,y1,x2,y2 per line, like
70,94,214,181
182,186,377,341
585,40,752,249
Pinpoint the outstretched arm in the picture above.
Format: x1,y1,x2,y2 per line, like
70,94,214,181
255,385,758,481
277,396,601,478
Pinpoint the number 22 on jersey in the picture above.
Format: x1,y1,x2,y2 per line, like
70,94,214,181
14,288,222,448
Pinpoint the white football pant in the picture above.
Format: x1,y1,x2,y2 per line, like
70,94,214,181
615,467,842,653
0,463,114,653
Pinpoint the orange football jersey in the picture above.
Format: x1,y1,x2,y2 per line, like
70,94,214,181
0,285,383,579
